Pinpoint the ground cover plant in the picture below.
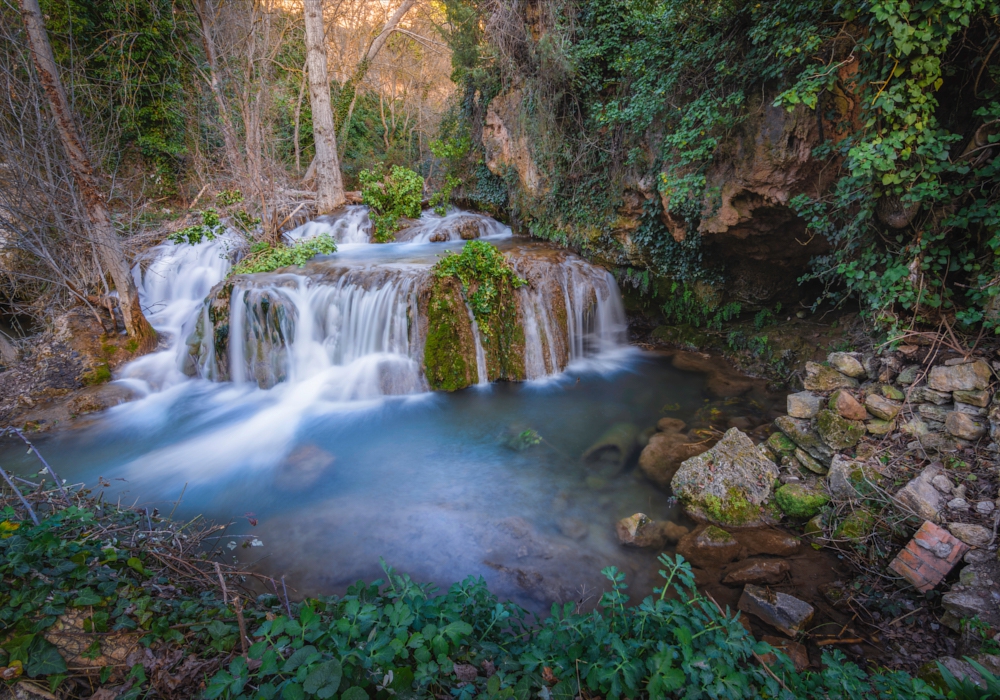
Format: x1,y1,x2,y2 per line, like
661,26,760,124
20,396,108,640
0,443,975,700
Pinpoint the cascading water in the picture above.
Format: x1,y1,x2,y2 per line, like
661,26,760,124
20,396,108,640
283,205,372,245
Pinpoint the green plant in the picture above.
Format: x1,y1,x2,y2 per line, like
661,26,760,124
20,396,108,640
168,209,225,245
936,657,1000,699
232,210,262,234
231,235,337,275
660,280,741,331
217,189,245,206
359,165,424,242
433,240,526,325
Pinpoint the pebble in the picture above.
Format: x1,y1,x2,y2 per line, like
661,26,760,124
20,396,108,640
976,500,995,515
947,498,970,511
932,474,954,493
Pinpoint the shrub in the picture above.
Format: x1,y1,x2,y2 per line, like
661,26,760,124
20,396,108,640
231,234,337,275
168,209,225,245
359,165,424,243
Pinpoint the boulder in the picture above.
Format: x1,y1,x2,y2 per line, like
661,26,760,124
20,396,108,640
638,430,708,489
816,409,865,450
774,483,829,519
947,523,992,547
774,416,834,465
945,412,987,440
615,513,686,548
676,525,744,568
865,394,902,421
895,465,948,522
671,428,780,527
803,362,858,392
953,389,990,407
723,559,790,585
928,360,992,392
828,352,866,378
738,584,815,636
829,390,869,421
787,391,822,419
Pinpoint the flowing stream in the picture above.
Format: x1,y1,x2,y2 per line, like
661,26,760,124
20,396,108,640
0,209,783,610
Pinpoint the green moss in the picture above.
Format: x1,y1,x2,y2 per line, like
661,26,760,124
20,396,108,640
423,279,476,391
700,488,761,527
834,509,875,541
703,525,735,543
81,362,111,385
775,483,829,519
766,432,796,456
816,409,865,450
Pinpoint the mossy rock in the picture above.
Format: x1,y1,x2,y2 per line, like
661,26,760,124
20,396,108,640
834,509,875,541
651,324,711,349
775,483,829,519
816,409,865,450
423,277,478,391
804,514,825,537
767,432,796,457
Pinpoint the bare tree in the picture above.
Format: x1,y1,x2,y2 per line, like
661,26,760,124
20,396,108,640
303,0,345,212
18,0,155,347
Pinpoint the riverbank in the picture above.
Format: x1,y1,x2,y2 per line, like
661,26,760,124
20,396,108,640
0,476,965,700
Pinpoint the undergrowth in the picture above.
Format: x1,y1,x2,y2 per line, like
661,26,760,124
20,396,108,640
0,477,957,700
359,165,423,243
230,235,337,276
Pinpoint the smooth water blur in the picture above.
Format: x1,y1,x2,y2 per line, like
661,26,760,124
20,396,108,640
0,208,769,611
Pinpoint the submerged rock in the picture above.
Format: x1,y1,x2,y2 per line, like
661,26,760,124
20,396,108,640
638,430,709,489
723,559,790,585
615,513,686,548
581,423,639,476
671,428,780,528
676,525,744,568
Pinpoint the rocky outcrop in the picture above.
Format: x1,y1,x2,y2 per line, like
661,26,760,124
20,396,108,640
482,89,545,198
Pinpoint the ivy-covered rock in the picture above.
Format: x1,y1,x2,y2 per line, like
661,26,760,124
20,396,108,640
774,483,829,519
816,409,865,450
671,428,780,528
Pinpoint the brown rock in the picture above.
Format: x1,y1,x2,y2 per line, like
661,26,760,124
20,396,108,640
760,636,810,671
803,362,858,392
830,390,869,421
928,360,992,392
953,389,990,407
865,393,902,421
734,529,802,556
945,411,987,440
723,559,790,585
676,525,744,568
638,431,708,489
657,417,687,433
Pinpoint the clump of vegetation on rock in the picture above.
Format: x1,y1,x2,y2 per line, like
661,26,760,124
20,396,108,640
231,235,338,276
359,165,424,243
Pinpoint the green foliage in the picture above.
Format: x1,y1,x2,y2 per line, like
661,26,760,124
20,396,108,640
168,209,225,245
1,496,948,699
660,281,741,331
359,165,425,243
936,657,1000,699
231,235,337,275
433,241,526,324
217,190,245,207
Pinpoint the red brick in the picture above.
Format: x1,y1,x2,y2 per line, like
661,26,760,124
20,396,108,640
889,521,968,592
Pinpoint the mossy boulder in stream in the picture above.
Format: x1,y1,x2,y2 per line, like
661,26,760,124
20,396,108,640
423,276,479,391
671,428,780,527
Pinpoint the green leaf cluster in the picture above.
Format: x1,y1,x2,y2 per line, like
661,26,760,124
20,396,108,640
432,240,526,325
231,235,338,275
359,165,424,243
167,209,226,245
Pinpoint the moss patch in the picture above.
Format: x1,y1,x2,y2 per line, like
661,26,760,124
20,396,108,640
775,483,829,519
700,488,762,527
423,277,478,391
80,362,111,385
816,409,865,450
834,509,875,541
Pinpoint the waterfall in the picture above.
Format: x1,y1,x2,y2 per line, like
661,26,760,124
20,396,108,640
119,234,234,393
284,205,372,245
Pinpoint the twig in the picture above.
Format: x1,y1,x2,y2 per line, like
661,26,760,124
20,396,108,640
7,428,68,500
0,464,39,525
189,183,210,210
215,562,229,604
888,607,924,626
234,597,249,657
169,482,188,520
281,575,292,616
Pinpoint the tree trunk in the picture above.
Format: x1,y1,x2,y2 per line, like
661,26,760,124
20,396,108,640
303,0,345,213
192,0,245,178
19,0,156,348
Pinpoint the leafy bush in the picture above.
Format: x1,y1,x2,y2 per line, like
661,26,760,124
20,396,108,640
432,240,526,324
660,280,741,331
359,165,424,243
231,235,337,275
0,491,948,700
168,209,225,245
